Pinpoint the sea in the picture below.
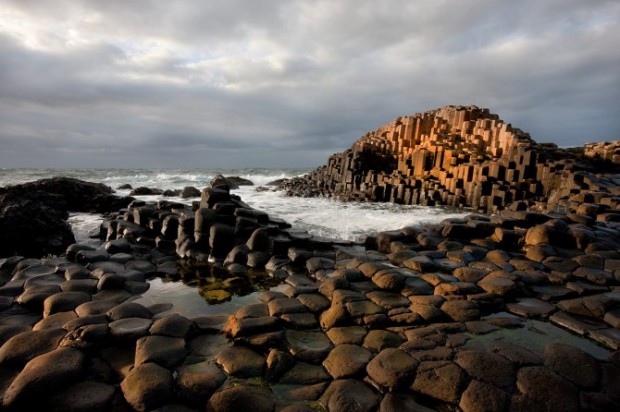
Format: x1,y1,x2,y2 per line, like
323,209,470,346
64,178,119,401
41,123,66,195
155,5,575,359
0,168,470,316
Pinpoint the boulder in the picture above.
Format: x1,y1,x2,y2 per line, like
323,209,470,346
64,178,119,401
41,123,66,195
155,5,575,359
209,174,254,189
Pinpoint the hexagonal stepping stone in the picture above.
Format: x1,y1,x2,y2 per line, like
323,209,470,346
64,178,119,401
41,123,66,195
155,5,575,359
362,329,403,353
216,345,265,378
543,343,600,388
74,299,118,317
33,311,77,331
49,380,116,412
120,362,175,412
326,326,368,345
3,347,86,409
235,303,269,319
459,379,510,412
42,292,91,318
441,300,480,322
135,335,187,368
297,293,330,312
401,277,434,296
366,348,417,390
286,330,333,363
320,379,380,412
455,350,516,389
366,291,410,309
149,314,194,337
278,361,331,384
478,274,517,296
515,366,579,412
372,270,405,291
435,282,481,297
346,300,384,318
223,316,280,338
109,317,152,341
281,313,318,329
0,328,66,367
323,344,372,379
107,302,151,320
549,311,607,336
411,361,467,404
176,361,226,405
268,298,307,316
207,385,276,412
506,298,556,319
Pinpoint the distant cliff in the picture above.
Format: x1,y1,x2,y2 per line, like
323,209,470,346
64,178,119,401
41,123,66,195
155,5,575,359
282,105,620,213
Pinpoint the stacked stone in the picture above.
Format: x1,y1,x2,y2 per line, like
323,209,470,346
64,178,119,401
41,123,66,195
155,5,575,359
584,141,620,165
284,105,620,213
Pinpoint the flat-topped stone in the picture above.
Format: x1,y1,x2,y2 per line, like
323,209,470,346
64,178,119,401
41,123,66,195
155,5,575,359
323,344,372,379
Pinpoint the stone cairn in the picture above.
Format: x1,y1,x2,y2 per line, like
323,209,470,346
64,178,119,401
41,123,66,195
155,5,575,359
281,105,620,213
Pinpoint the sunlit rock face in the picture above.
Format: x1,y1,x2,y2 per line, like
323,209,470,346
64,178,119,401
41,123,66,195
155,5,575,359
281,105,620,213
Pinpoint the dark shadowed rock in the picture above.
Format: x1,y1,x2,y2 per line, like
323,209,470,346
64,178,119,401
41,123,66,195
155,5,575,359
286,329,333,363
149,314,194,338
459,379,510,412
48,380,116,412
0,328,66,367
411,361,468,404
542,343,600,388
134,335,188,368
176,361,226,406
515,366,579,412
455,350,516,389
207,385,275,412
216,345,265,378
120,362,175,412
320,379,380,412
3,347,86,408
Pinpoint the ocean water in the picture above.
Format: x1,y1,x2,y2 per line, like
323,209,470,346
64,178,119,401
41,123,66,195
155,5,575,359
0,168,470,243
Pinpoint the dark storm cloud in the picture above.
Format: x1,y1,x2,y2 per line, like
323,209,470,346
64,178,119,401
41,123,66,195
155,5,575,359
0,0,618,168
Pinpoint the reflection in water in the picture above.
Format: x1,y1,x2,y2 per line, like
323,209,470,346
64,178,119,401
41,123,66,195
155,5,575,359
133,261,285,318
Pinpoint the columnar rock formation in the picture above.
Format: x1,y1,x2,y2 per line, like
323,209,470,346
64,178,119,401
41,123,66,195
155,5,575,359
284,105,620,213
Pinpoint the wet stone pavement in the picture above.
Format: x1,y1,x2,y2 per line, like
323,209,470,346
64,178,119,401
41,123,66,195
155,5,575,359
1,206,620,411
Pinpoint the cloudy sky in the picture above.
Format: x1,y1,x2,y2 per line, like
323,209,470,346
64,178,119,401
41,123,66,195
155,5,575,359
0,1,618,168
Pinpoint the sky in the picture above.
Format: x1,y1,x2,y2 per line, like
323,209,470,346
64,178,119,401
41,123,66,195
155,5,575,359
0,0,618,169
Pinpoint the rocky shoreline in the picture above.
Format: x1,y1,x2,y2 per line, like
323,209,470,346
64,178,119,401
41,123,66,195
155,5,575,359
0,174,619,411
2,104,620,411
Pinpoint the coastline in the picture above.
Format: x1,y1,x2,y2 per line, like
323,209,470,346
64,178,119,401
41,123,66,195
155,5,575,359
1,176,620,411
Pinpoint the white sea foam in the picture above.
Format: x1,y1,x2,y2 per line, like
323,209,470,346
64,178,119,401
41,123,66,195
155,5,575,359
2,168,470,243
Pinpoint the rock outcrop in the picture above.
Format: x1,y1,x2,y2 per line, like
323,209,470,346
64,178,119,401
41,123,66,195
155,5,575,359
280,105,620,213
0,177,133,257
